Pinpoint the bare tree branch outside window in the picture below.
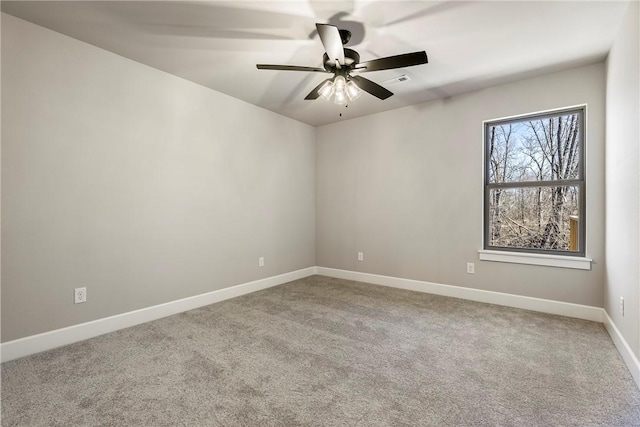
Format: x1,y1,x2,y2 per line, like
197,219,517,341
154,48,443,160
484,107,585,255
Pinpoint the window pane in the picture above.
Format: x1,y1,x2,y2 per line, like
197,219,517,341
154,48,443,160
487,113,581,184
488,186,580,251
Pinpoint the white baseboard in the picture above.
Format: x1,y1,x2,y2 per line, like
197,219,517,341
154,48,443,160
1,267,316,363
4,264,633,391
603,311,640,388
316,267,604,322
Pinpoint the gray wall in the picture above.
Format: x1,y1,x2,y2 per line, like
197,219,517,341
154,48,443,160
2,11,624,345
316,63,605,307
1,14,316,342
605,1,640,358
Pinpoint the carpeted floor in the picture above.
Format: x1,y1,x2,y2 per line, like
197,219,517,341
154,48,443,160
2,275,640,426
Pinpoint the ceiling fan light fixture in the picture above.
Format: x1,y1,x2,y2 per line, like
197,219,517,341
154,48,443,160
333,76,348,104
346,80,362,101
333,89,347,105
318,80,335,100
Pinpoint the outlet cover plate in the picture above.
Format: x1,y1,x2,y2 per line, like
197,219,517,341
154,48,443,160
74,287,87,304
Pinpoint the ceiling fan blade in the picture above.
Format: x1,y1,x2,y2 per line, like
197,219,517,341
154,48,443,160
316,23,345,65
304,78,333,100
355,51,428,72
350,75,393,100
257,64,328,72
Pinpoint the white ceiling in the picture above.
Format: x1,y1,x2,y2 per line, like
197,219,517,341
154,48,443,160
1,1,630,126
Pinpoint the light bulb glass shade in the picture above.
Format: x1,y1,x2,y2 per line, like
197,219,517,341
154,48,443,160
346,80,362,101
318,81,334,100
333,75,346,91
333,89,347,105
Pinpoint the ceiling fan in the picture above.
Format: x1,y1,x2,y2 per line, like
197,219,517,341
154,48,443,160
256,23,428,103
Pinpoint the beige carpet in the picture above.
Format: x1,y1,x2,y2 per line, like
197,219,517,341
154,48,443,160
2,275,639,426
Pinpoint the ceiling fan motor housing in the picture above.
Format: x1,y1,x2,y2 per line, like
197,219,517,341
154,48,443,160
323,48,360,73
338,29,352,45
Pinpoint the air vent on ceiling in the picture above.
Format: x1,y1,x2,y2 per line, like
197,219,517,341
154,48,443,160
381,74,411,86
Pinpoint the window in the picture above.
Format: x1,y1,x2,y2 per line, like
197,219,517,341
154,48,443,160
483,106,585,257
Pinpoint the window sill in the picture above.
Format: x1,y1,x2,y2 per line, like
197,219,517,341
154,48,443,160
478,250,592,270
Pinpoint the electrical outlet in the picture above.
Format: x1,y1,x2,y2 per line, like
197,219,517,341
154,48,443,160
620,297,624,316
466,263,475,274
258,257,264,267
74,287,87,304
357,252,364,262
